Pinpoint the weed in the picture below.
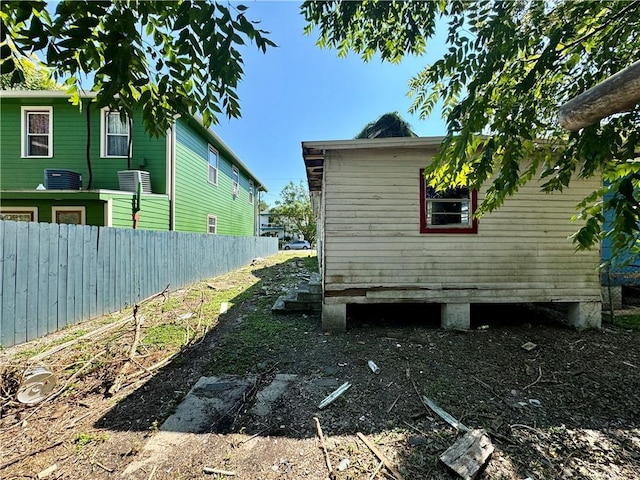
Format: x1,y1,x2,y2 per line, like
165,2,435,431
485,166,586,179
75,432,107,451
149,420,159,433
301,255,319,273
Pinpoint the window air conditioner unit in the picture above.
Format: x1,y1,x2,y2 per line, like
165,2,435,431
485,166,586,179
44,169,82,190
117,170,152,193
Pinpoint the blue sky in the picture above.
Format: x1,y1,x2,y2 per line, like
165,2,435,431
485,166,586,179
213,1,447,206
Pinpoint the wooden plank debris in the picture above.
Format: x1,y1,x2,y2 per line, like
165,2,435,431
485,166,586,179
440,429,494,480
313,417,335,479
356,432,405,480
422,396,469,432
318,381,351,409
36,463,57,479
203,467,236,476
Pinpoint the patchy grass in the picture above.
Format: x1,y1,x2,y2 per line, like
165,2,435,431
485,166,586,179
142,323,189,349
207,299,297,374
611,313,640,330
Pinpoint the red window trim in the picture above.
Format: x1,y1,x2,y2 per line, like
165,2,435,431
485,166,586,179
419,169,478,234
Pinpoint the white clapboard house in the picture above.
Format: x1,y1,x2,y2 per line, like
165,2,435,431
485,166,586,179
302,137,601,331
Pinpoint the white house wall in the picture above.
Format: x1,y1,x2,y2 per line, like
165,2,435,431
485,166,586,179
322,147,601,305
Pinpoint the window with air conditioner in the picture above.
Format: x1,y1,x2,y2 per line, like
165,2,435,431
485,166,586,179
21,106,53,158
420,169,478,234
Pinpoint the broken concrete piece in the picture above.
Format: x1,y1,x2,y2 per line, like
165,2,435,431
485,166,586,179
521,342,537,351
440,429,494,480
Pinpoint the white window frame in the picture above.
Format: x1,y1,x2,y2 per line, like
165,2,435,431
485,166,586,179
21,106,53,158
232,166,239,197
248,180,254,204
207,214,217,234
0,206,38,222
101,109,131,158
208,145,219,185
52,206,86,225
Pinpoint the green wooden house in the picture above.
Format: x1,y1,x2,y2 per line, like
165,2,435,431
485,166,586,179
0,90,267,235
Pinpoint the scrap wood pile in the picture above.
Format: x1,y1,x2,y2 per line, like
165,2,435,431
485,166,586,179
0,283,223,470
312,371,495,480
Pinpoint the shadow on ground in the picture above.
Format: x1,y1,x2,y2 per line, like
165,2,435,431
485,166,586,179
94,256,640,479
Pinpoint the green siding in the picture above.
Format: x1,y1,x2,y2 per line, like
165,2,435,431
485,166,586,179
110,194,169,230
1,94,263,235
174,119,256,235
0,97,167,193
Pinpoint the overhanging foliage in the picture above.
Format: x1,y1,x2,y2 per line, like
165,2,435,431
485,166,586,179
302,0,640,256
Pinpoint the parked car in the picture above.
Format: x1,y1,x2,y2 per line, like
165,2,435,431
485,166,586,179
283,240,311,250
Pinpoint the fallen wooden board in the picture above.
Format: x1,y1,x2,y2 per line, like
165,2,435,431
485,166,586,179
422,396,469,432
440,429,494,480
356,432,405,480
318,381,351,409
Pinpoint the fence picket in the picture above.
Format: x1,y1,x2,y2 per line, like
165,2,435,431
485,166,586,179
14,222,30,345
1,222,17,347
57,224,69,331
27,222,40,341
47,223,59,334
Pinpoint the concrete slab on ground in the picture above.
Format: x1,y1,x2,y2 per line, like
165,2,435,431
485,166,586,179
122,375,256,476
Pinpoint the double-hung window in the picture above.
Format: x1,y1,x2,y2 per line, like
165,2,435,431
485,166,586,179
208,145,218,184
420,170,477,233
232,166,239,197
101,110,130,157
207,215,217,234
248,180,254,204
22,107,53,158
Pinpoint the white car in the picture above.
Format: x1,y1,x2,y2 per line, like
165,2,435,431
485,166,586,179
283,240,311,250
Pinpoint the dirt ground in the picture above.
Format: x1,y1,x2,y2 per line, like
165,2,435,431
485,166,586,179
1,252,639,480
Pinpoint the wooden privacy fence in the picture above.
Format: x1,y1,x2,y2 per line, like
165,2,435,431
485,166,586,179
0,221,278,347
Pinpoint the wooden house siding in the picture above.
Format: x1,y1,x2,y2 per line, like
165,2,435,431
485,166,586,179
173,119,255,236
321,147,601,304
0,97,167,193
109,194,169,230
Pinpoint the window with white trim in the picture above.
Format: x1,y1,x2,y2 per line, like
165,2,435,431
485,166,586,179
0,206,38,222
232,166,239,197
420,169,477,234
248,180,254,204
101,110,130,157
21,106,53,158
52,206,85,225
208,145,218,184
207,215,217,234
